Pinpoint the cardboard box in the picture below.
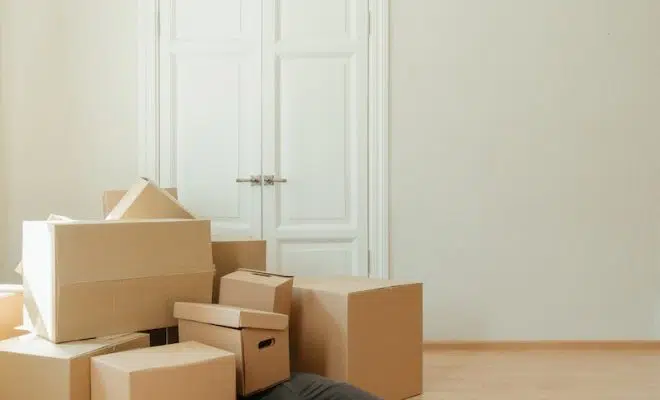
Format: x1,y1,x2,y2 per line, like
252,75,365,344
175,302,290,396
211,240,267,303
22,218,214,343
219,269,293,315
100,185,268,303
91,341,236,400
290,277,423,400
103,187,178,217
0,285,25,340
105,178,193,220
0,332,149,400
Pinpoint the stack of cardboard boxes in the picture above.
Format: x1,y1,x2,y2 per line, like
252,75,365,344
0,178,423,400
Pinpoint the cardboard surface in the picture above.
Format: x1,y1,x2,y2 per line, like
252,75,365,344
179,319,290,396
105,178,193,220
91,341,236,400
14,214,73,275
290,277,424,400
0,285,26,340
0,333,149,400
22,219,214,343
103,187,178,217
219,269,293,315
175,302,288,331
211,240,267,303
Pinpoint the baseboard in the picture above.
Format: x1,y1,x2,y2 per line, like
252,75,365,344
424,341,660,351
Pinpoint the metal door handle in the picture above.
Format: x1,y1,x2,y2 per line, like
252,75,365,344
235,175,262,186
264,175,288,185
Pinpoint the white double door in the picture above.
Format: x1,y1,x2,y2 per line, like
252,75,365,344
157,0,370,277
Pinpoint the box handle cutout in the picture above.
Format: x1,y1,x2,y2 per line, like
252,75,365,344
249,271,273,278
258,338,276,350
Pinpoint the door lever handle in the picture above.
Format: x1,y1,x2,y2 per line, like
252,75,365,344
263,175,288,185
235,175,262,186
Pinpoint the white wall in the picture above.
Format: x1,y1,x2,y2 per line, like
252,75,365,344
1,0,139,282
3,0,660,340
391,0,660,340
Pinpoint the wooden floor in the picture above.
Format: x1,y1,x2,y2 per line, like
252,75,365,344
415,348,660,399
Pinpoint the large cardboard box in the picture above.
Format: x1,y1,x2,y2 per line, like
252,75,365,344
211,240,267,303
0,332,149,400
290,277,423,400
219,269,293,315
91,341,236,400
175,302,290,396
22,218,214,343
103,187,178,217
0,285,26,340
105,178,193,220
100,184,267,303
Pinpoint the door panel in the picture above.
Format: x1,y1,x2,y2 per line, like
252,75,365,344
262,0,370,276
159,0,262,239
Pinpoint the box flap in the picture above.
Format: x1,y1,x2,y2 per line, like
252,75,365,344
103,187,178,217
105,177,195,220
0,333,148,360
174,303,288,331
93,341,234,372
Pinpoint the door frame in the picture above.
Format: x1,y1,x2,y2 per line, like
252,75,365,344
136,0,391,279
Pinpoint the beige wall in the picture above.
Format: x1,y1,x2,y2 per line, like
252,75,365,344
3,0,660,339
0,0,139,282
391,0,660,340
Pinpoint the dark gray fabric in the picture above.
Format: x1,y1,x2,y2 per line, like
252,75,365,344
247,373,383,400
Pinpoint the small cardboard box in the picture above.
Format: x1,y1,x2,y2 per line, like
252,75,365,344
219,269,293,315
211,240,267,303
103,187,178,217
91,341,236,400
0,285,24,340
22,218,214,343
175,302,290,396
105,178,193,220
290,277,424,400
0,332,149,400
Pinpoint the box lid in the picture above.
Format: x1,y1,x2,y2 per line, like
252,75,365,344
293,276,422,295
174,302,288,331
224,269,293,287
0,333,149,360
92,341,234,372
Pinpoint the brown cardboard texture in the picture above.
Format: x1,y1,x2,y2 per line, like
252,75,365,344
175,302,290,396
0,332,149,400
219,269,293,315
0,285,24,340
290,277,423,400
14,214,73,275
103,187,178,217
211,240,267,303
22,218,214,343
91,341,236,400
105,178,193,220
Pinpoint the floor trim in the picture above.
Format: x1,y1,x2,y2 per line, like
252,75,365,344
424,341,660,351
